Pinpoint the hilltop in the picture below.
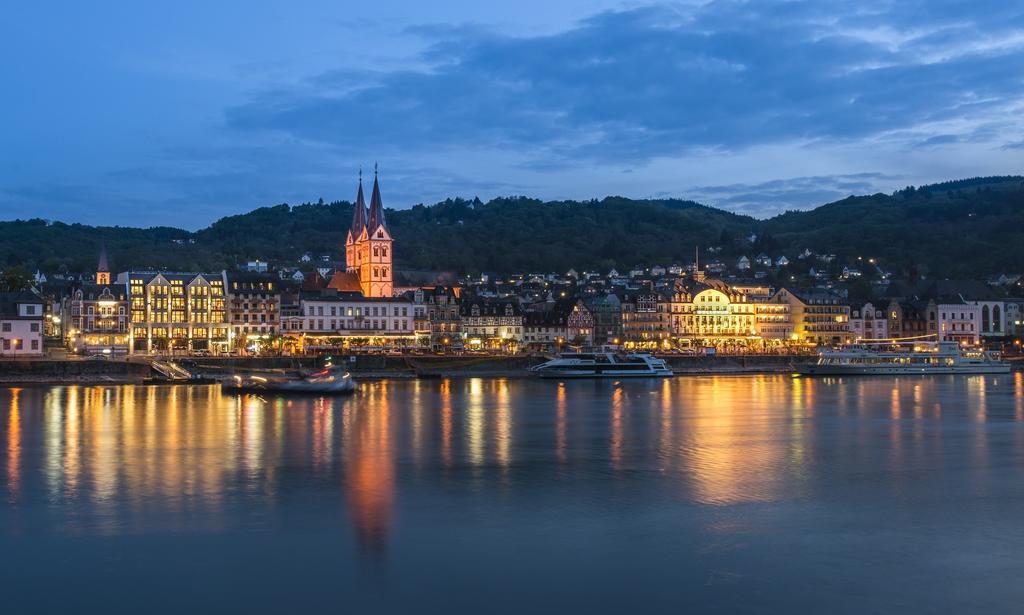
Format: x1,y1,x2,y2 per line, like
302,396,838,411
1,176,1021,277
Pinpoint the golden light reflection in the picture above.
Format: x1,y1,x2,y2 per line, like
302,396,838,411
494,379,511,469
6,388,21,501
658,378,672,465
888,384,904,467
467,378,485,466
556,384,567,464
610,386,623,470
345,381,395,554
1015,372,1023,422
440,379,453,467
680,376,789,505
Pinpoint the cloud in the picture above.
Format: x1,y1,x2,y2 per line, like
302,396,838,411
225,1,1024,165
6,0,1024,228
687,172,903,217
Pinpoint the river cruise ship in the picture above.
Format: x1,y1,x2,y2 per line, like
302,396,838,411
799,341,1010,376
530,352,673,378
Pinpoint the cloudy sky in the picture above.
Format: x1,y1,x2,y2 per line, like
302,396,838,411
2,0,1023,228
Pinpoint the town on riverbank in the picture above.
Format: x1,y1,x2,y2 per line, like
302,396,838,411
3,174,1024,381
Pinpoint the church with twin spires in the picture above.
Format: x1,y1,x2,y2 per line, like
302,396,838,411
334,167,393,298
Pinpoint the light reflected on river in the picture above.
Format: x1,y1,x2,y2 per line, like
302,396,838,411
3,374,1024,612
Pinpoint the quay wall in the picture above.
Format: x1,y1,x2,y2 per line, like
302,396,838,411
0,360,151,384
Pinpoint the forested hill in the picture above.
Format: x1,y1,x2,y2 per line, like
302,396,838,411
2,176,1022,277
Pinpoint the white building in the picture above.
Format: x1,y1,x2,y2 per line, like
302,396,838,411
935,300,980,344
850,301,889,341
972,300,1007,338
292,291,418,350
0,292,45,357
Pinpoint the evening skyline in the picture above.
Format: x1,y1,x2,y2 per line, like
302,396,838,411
3,0,1024,228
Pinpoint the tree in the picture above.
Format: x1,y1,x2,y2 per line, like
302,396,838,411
0,267,31,292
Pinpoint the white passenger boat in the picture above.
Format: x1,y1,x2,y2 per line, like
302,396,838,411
799,341,1010,376
530,352,673,378
221,366,357,394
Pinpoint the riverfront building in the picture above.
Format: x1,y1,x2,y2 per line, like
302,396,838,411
293,290,417,352
0,291,45,356
226,272,280,351
850,301,889,341
409,285,462,351
460,299,523,351
620,286,671,349
769,287,852,346
66,247,130,355
668,277,756,349
117,271,229,353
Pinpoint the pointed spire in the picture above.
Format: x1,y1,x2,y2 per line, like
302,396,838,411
97,244,109,273
349,169,368,238
367,163,388,232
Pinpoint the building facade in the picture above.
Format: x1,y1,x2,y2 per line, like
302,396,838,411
584,293,622,346
565,299,595,345
297,290,416,351
620,288,670,349
119,272,229,353
460,299,523,351
669,278,756,348
932,300,980,344
770,288,851,346
226,272,280,350
66,248,129,354
410,286,461,350
850,301,889,341
0,291,44,357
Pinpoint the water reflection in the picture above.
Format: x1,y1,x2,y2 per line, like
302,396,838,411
0,374,1022,546
6,388,19,502
346,382,395,554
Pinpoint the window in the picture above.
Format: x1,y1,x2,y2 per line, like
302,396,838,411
25,305,36,315
1,323,9,332
30,323,39,332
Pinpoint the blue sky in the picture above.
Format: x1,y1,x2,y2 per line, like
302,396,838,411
2,1,1023,228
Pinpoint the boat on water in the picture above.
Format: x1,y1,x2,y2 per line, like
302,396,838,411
530,352,673,378
798,340,1011,376
221,366,357,394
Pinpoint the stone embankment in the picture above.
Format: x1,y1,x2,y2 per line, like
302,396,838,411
0,359,151,384
0,354,820,385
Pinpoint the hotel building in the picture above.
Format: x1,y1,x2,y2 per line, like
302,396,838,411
769,287,851,346
118,271,229,353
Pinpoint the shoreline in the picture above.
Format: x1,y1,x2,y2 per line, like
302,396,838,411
5,354,1016,386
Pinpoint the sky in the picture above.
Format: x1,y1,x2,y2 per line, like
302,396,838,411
2,0,1023,228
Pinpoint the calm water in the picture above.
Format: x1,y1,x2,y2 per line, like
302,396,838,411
3,375,1024,613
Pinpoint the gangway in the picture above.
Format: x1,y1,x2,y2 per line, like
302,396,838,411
150,360,194,380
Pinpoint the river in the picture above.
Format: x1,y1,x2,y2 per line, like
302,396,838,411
2,375,1024,613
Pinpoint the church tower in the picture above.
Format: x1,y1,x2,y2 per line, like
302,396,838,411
360,166,393,298
96,244,110,285
345,173,367,273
